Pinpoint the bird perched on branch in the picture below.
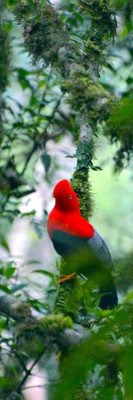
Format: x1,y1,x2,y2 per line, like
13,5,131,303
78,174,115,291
47,179,118,310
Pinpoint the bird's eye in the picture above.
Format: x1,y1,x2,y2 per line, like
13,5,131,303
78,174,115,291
68,195,73,200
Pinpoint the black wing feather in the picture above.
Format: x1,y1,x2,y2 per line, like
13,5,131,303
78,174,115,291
52,228,118,309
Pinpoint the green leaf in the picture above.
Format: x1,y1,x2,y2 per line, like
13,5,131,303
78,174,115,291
33,223,43,238
11,283,28,293
28,0,37,13
38,79,46,88
28,298,49,312
0,377,9,388
14,189,36,198
53,330,114,400
123,345,133,400
41,153,51,173
0,320,6,328
33,269,54,278
41,0,46,13
22,260,42,266
21,210,36,217
74,12,83,23
30,95,38,107
4,266,16,279
0,320,7,332
126,77,133,85
126,291,133,302
0,285,11,294
0,236,10,252
53,339,91,400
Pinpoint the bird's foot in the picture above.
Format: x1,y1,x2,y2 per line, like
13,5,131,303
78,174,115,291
58,272,76,284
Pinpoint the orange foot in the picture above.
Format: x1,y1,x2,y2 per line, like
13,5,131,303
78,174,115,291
58,272,76,284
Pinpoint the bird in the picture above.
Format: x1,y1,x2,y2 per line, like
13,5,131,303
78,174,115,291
47,179,118,310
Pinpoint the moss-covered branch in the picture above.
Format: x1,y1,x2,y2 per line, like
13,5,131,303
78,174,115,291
72,120,94,219
53,120,96,325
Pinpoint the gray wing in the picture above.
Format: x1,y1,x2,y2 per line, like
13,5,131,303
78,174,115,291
88,230,118,309
88,229,113,268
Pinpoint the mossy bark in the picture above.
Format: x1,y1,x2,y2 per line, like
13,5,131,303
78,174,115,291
72,124,94,220
54,121,94,326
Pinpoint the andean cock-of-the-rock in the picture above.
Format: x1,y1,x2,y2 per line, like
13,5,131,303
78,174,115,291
47,179,118,310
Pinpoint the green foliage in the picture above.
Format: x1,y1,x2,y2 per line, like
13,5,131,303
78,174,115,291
54,275,82,319
53,300,133,400
115,252,133,292
0,260,16,294
0,26,10,94
53,339,92,400
0,0,133,399
0,64,68,216
107,98,133,146
105,98,133,169
123,345,133,400
11,0,117,131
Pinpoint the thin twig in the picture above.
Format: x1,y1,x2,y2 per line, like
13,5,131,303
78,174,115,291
17,350,45,393
20,94,64,175
14,351,29,374
22,384,55,391
21,141,37,175
40,94,64,143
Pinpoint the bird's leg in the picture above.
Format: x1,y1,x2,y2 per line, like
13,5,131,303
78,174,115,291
58,272,77,284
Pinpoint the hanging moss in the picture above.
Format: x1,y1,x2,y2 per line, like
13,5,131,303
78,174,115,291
13,2,31,23
78,0,117,81
80,0,115,18
80,0,117,39
12,0,117,80
62,68,112,127
83,39,104,69
14,2,67,67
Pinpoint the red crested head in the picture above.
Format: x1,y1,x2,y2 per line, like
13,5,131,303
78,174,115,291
53,179,80,212
48,179,94,239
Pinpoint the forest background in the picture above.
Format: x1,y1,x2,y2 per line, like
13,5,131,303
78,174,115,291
0,0,133,399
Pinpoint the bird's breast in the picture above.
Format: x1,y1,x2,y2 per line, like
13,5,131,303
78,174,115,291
47,209,94,240
52,229,89,257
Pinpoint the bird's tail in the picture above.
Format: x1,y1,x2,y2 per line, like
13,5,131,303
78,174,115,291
99,274,118,310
